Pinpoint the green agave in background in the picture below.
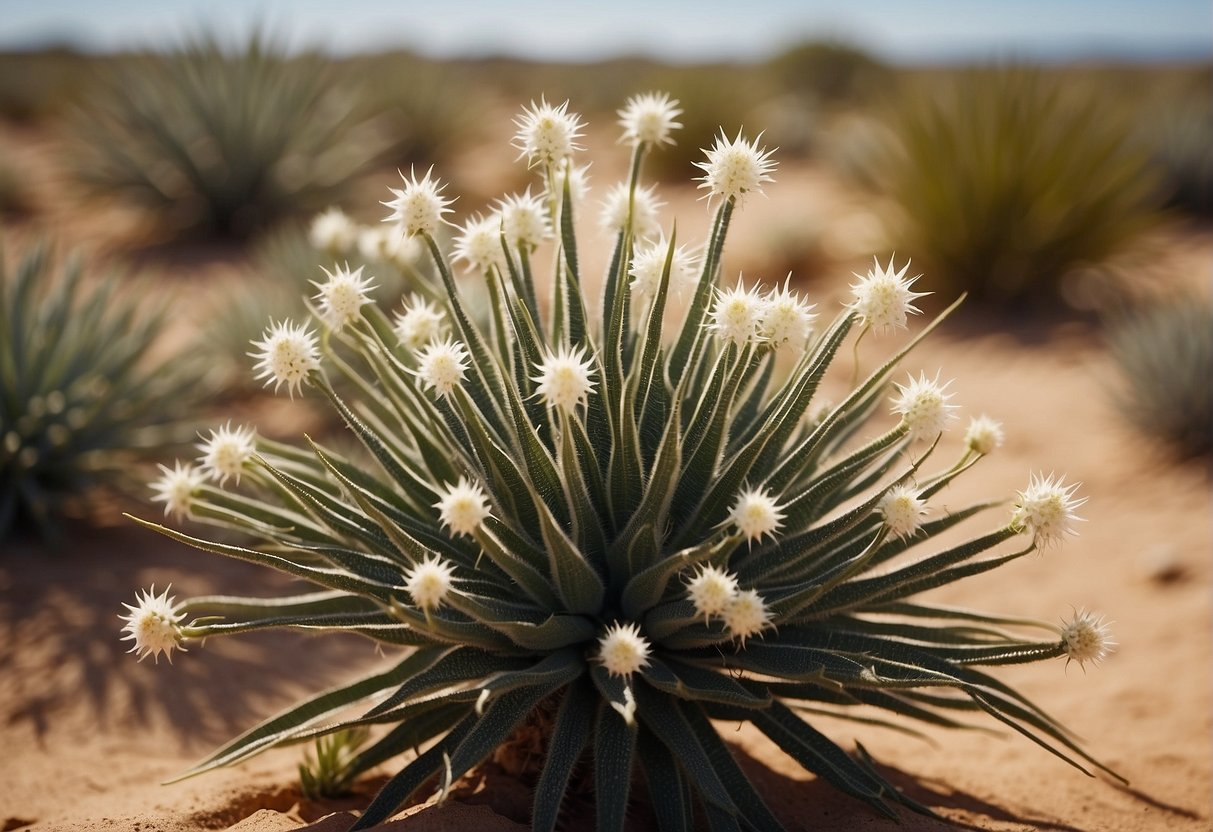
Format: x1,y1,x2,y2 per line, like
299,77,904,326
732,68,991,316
123,93,1116,830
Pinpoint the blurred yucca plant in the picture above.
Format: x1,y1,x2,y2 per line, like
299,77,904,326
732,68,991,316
1,242,198,540
70,33,387,239
862,68,1162,306
1107,291,1213,460
124,94,1117,830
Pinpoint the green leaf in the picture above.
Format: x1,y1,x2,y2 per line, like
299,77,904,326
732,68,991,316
532,677,596,832
621,534,740,620
595,698,638,832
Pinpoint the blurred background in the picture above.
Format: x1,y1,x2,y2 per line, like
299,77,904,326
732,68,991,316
1,0,1210,530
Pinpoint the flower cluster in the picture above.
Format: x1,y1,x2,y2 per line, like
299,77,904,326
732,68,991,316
126,91,1117,832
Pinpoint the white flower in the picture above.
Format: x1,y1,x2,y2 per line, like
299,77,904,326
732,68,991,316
848,256,929,335
597,622,652,678
150,460,205,521
533,346,596,413
695,129,777,204
453,214,506,274
965,414,1005,455
382,166,453,237
434,477,491,538
513,98,585,168
196,422,257,486
312,264,375,331
729,486,785,543
1059,609,1115,670
394,295,448,352
120,585,185,663
308,207,356,253
760,279,817,351
686,564,739,623
250,319,320,398
414,339,469,398
629,235,699,303
600,182,664,241
709,278,766,346
498,189,552,251
358,224,421,269
1011,473,1086,547
723,589,772,644
878,484,928,539
404,554,456,611
617,92,682,147
891,371,959,441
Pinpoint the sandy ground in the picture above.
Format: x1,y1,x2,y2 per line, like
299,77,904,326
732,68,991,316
1,122,1210,831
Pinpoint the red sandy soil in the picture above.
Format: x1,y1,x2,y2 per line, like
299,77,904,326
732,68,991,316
1,122,1210,831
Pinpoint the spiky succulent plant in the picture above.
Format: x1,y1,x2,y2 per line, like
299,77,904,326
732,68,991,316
1,242,198,540
126,95,1117,830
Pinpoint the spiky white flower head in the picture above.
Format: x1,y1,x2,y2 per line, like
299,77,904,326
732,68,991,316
250,319,320,398
597,621,652,678
513,98,585,168
312,264,375,331
452,214,506,274
729,486,786,543
878,484,928,539
414,338,468,398
434,476,491,538
382,166,453,237
617,91,683,147
358,224,421,269
600,182,665,241
629,235,700,303
196,422,257,486
498,189,552,251
695,129,777,204
404,554,457,611
760,278,817,351
723,589,772,644
1011,473,1086,547
686,564,740,623
120,585,184,663
308,207,356,254
533,346,596,413
150,460,205,521
393,295,448,352
848,256,929,335
965,414,1005,456
1059,609,1115,670
709,278,767,346
891,371,959,441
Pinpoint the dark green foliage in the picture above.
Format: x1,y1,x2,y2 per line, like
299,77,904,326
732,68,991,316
69,33,387,239
0,242,198,540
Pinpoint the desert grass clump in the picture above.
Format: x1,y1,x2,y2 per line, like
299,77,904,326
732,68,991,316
126,93,1118,830
1,242,198,540
70,33,386,239
861,68,1162,306
1107,291,1213,460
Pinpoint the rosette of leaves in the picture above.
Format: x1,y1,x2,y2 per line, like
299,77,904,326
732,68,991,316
1107,291,1213,459
132,101,1115,830
1,242,198,540
69,32,387,239
863,68,1161,306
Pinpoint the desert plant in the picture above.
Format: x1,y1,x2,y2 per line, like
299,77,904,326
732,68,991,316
123,94,1117,830
1138,96,1213,218
863,68,1162,306
69,33,388,239
1107,291,1213,459
0,242,199,540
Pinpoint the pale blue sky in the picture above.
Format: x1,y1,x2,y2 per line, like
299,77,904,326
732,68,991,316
1,0,1209,62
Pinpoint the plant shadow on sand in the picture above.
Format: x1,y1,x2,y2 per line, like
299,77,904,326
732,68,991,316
0,521,379,750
